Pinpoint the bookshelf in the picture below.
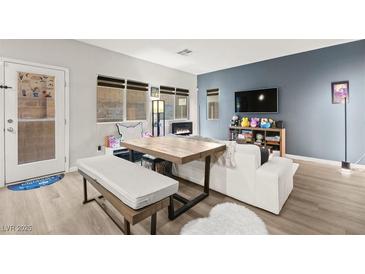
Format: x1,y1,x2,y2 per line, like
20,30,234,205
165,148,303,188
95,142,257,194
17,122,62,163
229,126,286,157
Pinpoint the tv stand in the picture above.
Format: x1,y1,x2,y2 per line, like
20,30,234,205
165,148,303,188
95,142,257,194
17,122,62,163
229,126,286,157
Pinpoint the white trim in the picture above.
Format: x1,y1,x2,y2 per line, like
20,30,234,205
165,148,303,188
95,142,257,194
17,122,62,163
64,69,70,172
0,60,4,187
1,57,68,73
0,57,70,178
97,121,124,125
67,166,78,173
286,154,365,170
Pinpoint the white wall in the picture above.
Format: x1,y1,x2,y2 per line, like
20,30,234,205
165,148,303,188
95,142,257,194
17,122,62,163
0,40,198,168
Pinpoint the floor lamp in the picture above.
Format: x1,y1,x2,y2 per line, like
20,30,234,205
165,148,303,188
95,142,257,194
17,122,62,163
342,95,350,170
152,100,165,136
332,81,350,171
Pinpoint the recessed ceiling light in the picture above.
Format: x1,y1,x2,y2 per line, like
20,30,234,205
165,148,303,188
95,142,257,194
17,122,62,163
177,49,192,56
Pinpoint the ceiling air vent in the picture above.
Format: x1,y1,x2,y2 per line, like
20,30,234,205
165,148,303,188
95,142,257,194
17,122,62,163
177,49,192,56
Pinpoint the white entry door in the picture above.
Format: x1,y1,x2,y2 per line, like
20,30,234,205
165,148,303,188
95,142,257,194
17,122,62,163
3,61,66,183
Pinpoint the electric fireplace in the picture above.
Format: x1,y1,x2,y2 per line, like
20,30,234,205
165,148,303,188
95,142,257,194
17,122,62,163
171,122,193,136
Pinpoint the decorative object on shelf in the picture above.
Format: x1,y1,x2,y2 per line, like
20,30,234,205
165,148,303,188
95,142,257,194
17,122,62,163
255,133,264,145
240,117,250,127
275,120,284,128
331,81,351,170
152,99,165,136
260,118,271,128
250,117,260,128
230,114,240,126
268,118,275,128
266,136,281,142
239,130,253,143
105,135,122,148
150,86,160,99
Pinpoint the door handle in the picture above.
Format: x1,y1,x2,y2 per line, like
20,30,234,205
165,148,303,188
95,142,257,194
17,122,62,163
0,85,12,89
7,127,14,133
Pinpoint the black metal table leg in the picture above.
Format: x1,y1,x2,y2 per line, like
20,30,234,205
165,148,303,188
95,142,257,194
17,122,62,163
168,155,211,220
203,155,211,193
83,177,88,204
129,149,135,162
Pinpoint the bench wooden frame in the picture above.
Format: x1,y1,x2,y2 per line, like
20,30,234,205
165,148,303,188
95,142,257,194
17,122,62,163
79,170,170,235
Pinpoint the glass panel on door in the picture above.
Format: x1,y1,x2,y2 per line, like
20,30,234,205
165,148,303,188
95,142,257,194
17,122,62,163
17,72,55,164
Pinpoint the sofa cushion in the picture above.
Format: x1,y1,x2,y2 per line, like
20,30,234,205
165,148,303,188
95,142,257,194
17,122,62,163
260,147,270,165
235,144,261,169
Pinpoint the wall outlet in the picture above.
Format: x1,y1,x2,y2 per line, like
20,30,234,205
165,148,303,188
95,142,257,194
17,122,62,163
97,145,102,151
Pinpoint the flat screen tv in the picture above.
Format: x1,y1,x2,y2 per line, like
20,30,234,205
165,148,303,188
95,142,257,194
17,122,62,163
235,88,278,113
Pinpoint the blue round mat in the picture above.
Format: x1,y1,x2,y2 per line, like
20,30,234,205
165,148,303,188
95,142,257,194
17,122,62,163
7,174,64,191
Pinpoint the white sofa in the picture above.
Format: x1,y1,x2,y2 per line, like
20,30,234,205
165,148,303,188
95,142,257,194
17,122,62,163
173,141,296,214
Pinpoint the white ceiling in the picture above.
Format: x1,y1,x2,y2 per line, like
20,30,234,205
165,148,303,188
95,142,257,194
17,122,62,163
79,39,354,75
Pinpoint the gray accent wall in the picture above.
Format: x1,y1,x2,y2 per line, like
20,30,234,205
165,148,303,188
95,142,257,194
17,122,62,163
198,40,365,164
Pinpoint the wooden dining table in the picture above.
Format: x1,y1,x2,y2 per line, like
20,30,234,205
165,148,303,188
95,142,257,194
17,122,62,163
121,136,226,220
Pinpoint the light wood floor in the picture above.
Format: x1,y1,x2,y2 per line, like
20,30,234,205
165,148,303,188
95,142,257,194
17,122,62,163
1,160,365,235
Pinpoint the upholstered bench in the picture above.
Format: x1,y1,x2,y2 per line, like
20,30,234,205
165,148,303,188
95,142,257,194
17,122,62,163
77,155,179,234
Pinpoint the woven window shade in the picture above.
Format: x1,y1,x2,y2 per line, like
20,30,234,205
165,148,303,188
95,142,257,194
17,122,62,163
97,76,125,122
175,88,189,96
126,80,148,120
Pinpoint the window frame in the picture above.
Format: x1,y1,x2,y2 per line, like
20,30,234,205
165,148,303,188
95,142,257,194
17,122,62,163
159,85,176,121
206,88,219,120
175,88,189,120
96,75,190,124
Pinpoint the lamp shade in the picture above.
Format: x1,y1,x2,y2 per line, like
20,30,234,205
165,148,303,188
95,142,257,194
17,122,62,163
152,100,165,113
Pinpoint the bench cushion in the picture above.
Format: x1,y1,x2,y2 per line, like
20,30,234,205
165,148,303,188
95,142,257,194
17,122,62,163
77,155,178,209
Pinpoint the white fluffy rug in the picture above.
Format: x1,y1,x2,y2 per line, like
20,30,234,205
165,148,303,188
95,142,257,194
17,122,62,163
180,203,268,235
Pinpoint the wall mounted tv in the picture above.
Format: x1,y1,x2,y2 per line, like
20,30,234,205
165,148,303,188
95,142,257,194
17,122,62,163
235,88,278,113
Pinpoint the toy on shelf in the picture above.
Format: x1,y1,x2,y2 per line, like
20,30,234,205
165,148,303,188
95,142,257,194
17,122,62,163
254,133,264,146
260,118,271,128
230,114,240,126
268,118,275,128
250,117,260,128
241,117,250,127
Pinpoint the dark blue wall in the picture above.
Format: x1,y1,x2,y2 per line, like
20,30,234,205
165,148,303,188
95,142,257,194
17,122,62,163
198,40,365,164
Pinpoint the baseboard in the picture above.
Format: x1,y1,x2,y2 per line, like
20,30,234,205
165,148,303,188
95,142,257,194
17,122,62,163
286,154,365,170
67,166,78,173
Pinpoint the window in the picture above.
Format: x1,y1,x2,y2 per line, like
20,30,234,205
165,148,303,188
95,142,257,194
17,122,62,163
207,88,219,120
175,88,189,119
159,86,175,120
126,80,148,120
97,76,125,123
